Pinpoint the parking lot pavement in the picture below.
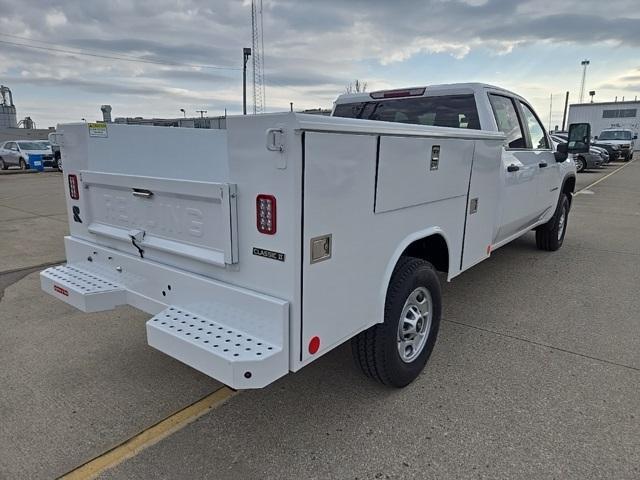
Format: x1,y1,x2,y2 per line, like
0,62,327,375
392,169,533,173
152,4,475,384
1,161,638,479
0,172,68,272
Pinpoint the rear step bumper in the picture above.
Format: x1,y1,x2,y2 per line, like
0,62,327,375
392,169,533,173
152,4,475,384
41,237,289,389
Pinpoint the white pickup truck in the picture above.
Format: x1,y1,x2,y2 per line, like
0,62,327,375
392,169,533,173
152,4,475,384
41,83,590,389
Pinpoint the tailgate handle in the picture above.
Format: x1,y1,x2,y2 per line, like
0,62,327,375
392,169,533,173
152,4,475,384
132,188,154,198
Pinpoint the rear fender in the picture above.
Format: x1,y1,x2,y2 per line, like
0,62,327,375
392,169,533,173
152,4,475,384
379,227,450,321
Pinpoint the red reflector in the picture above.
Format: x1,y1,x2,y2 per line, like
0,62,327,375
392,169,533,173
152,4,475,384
370,87,426,99
54,285,69,296
68,174,79,200
256,194,276,235
308,336,320,354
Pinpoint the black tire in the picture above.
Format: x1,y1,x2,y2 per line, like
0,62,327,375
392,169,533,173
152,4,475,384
536,194,570,251
575,156,585,172
19,158,28,170
0,158,7,170
351,257,442,388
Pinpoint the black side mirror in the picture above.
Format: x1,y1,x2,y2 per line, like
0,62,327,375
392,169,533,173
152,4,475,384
634,134,638,140
567,123,591,153
594,135,598,140
555,142,568,162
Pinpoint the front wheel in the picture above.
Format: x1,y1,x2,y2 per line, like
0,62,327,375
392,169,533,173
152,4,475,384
575,156,585,172
351,257,442,388
19,158,28,170
0,158,7,170
536,194,570,251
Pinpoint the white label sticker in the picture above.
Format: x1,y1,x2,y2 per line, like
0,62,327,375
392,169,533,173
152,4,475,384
88,122,108,138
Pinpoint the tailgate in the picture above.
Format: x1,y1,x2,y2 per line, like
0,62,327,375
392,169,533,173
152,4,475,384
82,171,238,267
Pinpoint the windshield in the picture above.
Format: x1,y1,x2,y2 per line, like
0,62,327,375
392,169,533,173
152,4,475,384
18,141,49,151
332,94,481,129
599,130,632,140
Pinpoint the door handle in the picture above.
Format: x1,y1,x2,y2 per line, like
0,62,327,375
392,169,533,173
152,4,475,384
132,188,153,198
538,162,548,168
507,164,520,172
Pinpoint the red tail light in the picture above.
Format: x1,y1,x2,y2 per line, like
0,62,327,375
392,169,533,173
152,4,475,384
256,194,276,235
68,174,79,200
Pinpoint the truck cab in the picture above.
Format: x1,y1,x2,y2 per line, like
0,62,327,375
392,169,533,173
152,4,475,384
332,83,576,249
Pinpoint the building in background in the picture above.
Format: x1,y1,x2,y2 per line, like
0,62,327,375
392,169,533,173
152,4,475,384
568,100,639,151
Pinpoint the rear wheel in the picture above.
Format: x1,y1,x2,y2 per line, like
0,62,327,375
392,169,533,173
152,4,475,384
536,194,570,251
575,156,585,172
0,158,7,170
19,158,28,170
351,257,442,387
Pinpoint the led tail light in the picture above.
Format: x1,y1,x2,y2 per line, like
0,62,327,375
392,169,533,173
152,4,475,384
68,174,79,200
256,194,276,235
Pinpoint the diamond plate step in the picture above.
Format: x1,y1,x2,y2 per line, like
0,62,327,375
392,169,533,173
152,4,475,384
41,264,125,312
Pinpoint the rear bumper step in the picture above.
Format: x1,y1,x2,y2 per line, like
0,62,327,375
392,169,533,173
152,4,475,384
41,240,290,389
147,306,287,388
40,264,125,312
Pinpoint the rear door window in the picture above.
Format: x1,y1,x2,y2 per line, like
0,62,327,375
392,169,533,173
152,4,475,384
488,94,525,149
333,94,481,129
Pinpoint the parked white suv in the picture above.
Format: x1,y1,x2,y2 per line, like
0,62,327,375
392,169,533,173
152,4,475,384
0,140,54,170
594,128,637,161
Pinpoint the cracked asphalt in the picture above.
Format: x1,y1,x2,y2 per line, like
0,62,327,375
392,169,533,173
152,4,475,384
1,159,639,480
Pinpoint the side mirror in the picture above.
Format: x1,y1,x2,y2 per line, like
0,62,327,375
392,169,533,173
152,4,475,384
634,134,638,140
555,142,568,162
594,135,598,140
567,123,591,153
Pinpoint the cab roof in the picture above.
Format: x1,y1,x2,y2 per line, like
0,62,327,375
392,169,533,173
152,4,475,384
334,82,521,105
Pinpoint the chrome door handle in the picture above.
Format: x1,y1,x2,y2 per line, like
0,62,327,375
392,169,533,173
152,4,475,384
507,164,520,172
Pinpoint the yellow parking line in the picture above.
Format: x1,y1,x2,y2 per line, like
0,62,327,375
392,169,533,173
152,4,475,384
60,387,236,480
575,159,635,195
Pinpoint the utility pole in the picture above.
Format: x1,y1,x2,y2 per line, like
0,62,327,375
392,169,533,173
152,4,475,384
548,93,553,132
579,59,590,103
561,91,569,131
243,47,251,115
196,110,207,118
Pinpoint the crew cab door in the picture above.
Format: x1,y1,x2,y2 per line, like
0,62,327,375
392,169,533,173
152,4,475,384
517,100,557,216
488,94,542,243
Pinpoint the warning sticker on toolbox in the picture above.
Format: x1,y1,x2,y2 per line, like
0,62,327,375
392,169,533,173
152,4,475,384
88,122,108,138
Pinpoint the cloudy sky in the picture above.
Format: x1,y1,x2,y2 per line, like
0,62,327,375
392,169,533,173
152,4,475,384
1,0,639,128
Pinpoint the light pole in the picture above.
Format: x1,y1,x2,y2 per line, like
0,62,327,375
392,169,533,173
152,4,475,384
180,108,186,118
196,110,207,118
579,59,590,103
243,47,252,115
